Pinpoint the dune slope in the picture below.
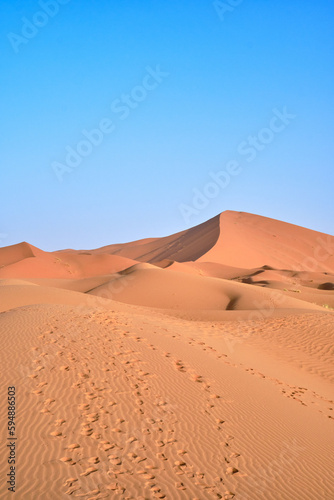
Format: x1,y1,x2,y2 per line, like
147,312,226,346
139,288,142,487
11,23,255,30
0,294,333,499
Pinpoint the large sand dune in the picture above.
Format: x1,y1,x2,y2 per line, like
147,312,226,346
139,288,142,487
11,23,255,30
85,211,334,271
0,211,333,499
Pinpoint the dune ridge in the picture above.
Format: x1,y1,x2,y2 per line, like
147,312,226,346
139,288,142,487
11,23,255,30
0,211,333,499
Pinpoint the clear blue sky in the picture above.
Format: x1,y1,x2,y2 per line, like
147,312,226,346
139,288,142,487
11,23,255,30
1,0,333,251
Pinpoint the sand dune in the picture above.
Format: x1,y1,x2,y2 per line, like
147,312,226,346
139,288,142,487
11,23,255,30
0,242,39,266
87,266,325,313
90,214,221,263
201,211,334,271
0,295,333,499
85,211,334,273
0,211,333,499
0,283,97,313
0,246,137,280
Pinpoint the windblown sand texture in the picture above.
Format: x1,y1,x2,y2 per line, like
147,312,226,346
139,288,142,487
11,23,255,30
0,211,333,499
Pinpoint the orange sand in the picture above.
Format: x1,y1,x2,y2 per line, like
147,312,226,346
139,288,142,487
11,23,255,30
0,211,333,499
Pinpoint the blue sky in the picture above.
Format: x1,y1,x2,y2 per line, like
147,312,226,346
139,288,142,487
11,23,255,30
1,0,333,251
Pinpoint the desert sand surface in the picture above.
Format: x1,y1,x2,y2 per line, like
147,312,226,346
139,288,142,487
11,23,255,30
0,211,333,499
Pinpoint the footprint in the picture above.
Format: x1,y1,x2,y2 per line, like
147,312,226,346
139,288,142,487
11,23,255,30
64,478,78,487
81,427,93,437
67,443,80,451
55,419,66,426
50,430,62,437
126,436,137,444
65,485,80,495
86,413,99,423
78,404,90,411
226,467,238,475
109,456,122,466
101,442,115,452
80,467,98,476
44,398,55,406
60,457,76,466
175,482,186,490
107,483,119,491
91,432,101,440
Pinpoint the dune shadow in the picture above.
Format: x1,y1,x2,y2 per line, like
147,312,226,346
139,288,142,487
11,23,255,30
226,296,239,310
318,282,334,290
